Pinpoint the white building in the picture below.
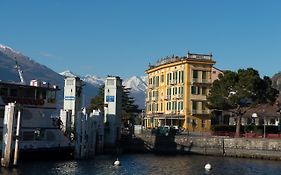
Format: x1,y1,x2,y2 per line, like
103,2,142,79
62,75,83,132
103,76,122,146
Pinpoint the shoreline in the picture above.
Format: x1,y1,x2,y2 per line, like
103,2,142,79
121,132,281,161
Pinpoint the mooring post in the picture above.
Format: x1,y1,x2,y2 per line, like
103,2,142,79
13,107,22,166
1,103,16,167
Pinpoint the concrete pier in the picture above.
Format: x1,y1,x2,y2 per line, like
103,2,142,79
1,103,22,167
131,132,281,160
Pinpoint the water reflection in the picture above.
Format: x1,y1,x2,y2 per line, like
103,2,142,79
0,154,280,175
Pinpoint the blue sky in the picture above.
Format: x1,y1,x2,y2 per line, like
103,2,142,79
1,0,281,79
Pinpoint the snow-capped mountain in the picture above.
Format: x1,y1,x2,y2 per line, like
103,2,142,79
81,75,147,109
0,44,99,106
83,75,105,87
60,70,79,78
0,43,146,109
123,76,147,92
0,44,64,87
123,76,147,109
0,44,23,58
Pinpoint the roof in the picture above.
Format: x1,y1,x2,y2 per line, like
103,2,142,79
146,52,216,73
242,103,280,118
0,81,60,91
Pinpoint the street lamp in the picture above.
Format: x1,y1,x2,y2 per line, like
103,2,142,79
252,112,266,138
251,113,258,125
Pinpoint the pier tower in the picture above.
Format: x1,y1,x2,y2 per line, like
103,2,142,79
104,76,122,146
62,73,83,132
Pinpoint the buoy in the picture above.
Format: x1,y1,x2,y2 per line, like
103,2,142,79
114,158,121,166
204,163,211,171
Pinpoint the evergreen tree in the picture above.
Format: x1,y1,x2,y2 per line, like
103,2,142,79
87,85,141,125
121,87,141,126
87,85,105,114
207,68,279,137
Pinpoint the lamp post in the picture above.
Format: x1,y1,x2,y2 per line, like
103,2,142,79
252,112,266,138
263,116,266,138
262,109,266,138
251,113,258,125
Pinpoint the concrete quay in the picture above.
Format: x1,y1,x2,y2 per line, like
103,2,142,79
129,132,281,160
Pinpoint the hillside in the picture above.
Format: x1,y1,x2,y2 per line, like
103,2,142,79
0,44,98,106
0,44,146,108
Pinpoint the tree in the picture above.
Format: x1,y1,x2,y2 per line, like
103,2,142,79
121,87,141,126
87,85,141,125
87,85,105,114
207,68,279,137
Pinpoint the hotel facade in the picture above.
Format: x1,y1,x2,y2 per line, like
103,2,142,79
145,53,216,132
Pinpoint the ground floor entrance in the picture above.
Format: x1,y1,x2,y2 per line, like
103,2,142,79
144,114,211,132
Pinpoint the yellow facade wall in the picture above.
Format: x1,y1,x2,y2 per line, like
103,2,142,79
145,55,215,132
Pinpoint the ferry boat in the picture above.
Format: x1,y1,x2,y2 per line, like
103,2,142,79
0,80,74,159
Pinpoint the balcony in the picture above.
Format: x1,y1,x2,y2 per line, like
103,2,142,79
192,78,212,84
202,79,212,84
166,110,176,115
164,95,171,101
148,84,157,89
176,94,183,99
191,109,211,115
169,80,177,85
151,96,158,101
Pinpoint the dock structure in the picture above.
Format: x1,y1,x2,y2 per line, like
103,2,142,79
1,103,22,168
62,74,83,133
61,74,104,159
103,76,122,148
74,109,104,159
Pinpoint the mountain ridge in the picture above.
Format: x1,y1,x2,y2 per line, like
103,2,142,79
0,43,146,109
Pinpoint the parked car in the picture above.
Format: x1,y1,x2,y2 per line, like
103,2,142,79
171,126,181,135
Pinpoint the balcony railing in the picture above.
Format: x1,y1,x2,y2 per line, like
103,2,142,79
164,95,171,101
152,97,158,101
191,109,210,115
176,94,183,99
202,79,212,83
148,84,157,89
166,110,177,115
192,78,212,84
169,80,177,85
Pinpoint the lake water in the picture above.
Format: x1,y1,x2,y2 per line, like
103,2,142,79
1,154,281,175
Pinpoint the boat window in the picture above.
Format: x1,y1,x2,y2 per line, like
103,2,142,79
47,90,56,103
23,88,35,99
10,88,18,97
36,89,47,100
0,87,8,96
22,131,35,141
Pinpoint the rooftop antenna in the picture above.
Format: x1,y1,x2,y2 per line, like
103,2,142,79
14,57,26,84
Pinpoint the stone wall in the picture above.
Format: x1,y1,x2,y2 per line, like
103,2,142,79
135,133,281,160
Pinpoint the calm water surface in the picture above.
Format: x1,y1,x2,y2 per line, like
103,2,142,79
1,154,281,175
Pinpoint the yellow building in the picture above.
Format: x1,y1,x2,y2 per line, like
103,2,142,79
145,52,216,132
